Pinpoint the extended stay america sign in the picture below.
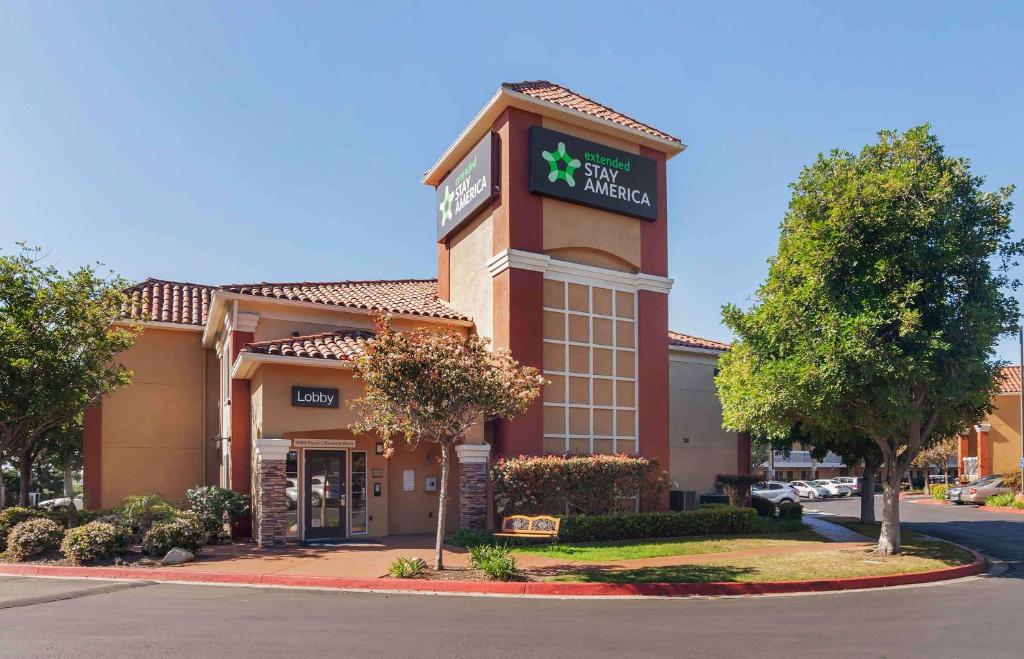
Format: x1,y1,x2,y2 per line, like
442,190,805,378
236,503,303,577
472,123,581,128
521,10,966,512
528,126,658,221
436,132,499,241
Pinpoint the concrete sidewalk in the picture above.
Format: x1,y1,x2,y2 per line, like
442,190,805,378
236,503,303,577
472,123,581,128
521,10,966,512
802,515,874,542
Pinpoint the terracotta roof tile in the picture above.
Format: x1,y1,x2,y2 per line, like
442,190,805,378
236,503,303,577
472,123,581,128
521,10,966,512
998,365,1021,394
221,279,470,321
503,80,681,144
122,278,214,326
242,329,372,361
668,330,731,352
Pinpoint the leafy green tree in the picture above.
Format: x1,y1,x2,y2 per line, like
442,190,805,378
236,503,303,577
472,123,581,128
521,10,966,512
0,244,138,506
716,126,1021,554
912,436,958,488
350,314,545,569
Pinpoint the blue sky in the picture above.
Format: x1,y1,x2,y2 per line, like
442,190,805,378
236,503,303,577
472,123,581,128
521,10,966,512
2,2,1022,360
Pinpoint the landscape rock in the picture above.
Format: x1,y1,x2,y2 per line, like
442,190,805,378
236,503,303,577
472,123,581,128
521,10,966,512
161,547,195,566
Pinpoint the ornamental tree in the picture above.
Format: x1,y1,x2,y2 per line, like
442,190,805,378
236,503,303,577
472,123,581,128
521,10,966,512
912,436,959,487
350,314,545,570
716,126,1021,554
0,244,138,506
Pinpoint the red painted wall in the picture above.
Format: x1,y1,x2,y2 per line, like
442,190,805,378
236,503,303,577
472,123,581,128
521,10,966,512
82,404,102,509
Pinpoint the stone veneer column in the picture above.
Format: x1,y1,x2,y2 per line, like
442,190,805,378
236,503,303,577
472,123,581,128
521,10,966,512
253,438,290,549
455,443,491,531
975,423,993,477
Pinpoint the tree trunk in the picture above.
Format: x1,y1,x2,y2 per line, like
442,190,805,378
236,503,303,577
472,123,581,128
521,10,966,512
18,447,33,507
64,452,78,528
876,459,902,555
860,456,879,524
433,442,451,571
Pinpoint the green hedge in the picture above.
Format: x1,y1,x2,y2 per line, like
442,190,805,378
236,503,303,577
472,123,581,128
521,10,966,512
557,506,756,543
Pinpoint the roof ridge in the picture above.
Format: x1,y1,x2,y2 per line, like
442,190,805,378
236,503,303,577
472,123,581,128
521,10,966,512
502,80,681,144
132,277,216,290
221,278,438,289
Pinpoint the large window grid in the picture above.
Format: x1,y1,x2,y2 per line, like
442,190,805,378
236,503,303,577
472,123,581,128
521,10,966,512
542,278,638,455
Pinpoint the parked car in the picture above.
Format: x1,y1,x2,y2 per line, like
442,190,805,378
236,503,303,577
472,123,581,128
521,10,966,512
814,479,852,497
832,476,862,494
790,480,831,499
37,495,84,510
956,475,1011,505
751,481,800,504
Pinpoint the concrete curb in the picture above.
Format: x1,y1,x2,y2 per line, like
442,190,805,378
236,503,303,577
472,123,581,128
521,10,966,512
0,548,987,598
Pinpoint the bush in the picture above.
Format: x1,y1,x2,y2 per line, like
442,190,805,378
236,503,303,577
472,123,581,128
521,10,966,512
142,513,207,556
715,474,762,507
750,496,777,517
449,528,495,547
119,493,180,537
985,492,1017,508
778,501,803,520
184,486,248,542
5,518,64,560
491,454,668,516
60,522,129,563
930,484,949,500
0,507,48,553
557,506,756,544
468,544,518,581
387,556,426,578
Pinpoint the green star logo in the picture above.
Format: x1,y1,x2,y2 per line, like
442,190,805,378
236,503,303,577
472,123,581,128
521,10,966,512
438,185,454,224
542,142,581,187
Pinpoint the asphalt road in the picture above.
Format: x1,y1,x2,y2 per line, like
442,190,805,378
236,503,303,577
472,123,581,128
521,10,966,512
0,497,1020,658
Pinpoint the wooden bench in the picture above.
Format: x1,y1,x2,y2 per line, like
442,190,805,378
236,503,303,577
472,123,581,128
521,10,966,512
493,515,560,542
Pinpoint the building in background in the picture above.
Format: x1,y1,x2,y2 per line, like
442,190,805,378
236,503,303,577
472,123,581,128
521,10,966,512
957,366,1022,481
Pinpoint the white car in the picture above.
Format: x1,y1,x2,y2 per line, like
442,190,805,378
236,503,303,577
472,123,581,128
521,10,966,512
813,479,852,497
832,476,862,494
751,481,800,504
789,480,830,499
38,495,84,510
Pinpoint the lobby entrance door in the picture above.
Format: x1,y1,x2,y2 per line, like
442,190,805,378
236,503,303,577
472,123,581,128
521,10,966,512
304,450,346,540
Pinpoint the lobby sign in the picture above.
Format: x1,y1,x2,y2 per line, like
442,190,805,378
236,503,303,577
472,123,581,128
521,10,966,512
528,126,658,221
291,386,339,408
291,438,356,449
436,132,499,241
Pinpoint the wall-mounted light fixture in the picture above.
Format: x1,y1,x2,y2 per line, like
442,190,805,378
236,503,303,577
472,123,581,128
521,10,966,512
375,442,384,455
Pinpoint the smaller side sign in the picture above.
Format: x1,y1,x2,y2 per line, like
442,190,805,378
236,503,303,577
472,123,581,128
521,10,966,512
436,132,499,241
291,386,339,408
292,438,355,449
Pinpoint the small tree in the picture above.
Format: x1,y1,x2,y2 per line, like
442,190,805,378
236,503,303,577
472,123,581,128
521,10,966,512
913,436,958,487
0,245,138,506
350,315,544,570
717,126,1022,554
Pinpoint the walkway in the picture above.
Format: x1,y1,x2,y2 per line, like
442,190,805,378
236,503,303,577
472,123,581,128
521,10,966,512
802,514,873,542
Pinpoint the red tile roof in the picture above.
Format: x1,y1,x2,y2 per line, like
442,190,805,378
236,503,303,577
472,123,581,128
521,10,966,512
122,278,214,327
221,279,470,321
242,329,372,361
668,330,731,352
998,366,1021,394
502,80,682,144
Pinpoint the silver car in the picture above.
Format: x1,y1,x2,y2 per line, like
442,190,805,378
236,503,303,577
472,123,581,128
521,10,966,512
790,480,831,499
751,481,800,504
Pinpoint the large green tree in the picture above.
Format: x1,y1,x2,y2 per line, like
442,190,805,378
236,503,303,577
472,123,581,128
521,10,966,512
716,126,1021,554
0,244,138,506
350,315,544,569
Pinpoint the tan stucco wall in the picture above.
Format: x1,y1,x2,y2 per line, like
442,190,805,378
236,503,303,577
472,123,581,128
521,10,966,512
988,394,1022,475
448,211,495,340
101,328,214,508
668,351,738,494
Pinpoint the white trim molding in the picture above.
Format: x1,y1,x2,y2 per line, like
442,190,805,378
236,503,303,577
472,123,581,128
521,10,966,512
486,249,673,294
455,442,492,464
254,438,291,461
233,311,260,333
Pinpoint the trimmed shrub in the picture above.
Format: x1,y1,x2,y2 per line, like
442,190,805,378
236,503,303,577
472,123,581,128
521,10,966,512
930,484,949,500
142,513,207,556
0,507,48,553
557,506,756,544
120,493,180,537
750,495,777,517
491,454,668,516
60,522,129,563
778,501,803,521
387,556,426,578
449,528,495,548
5,518,64,560
184,486,248,542
468,544,518,581
985,492,1017,508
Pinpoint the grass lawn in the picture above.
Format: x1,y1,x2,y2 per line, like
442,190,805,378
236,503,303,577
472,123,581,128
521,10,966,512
515,530,823,563
543,520,973,584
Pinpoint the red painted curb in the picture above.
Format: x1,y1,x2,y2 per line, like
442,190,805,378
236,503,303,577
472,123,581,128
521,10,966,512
910,498,949,506
977,505,1024,515
0,548,987,598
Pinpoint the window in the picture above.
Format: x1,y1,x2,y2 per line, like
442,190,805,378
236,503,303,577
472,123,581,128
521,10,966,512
541,278,637,455
350,452,367,534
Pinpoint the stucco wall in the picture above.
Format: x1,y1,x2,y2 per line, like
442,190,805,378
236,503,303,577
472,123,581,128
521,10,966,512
448,212,495,340
100,328,213,507
668,351,738,494
988,393,1022,475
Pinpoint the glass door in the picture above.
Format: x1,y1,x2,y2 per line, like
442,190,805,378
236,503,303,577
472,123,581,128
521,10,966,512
304,450,346,540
